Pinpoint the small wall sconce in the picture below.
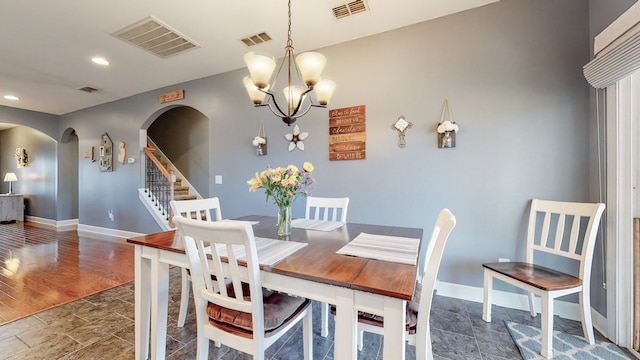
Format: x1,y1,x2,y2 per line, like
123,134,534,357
436,99,459,148
4,173,17,194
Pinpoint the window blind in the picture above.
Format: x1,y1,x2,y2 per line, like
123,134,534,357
583,3,640,89
584,29,640,88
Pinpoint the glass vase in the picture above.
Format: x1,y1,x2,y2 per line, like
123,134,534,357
277,205,292,237
442,131,452,148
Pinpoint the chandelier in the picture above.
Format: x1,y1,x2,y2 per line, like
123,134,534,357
243,0,336,126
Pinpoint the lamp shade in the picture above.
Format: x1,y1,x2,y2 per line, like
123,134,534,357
295,52,326,86
243,76,267,105
244,52,276,89
283,86,303,112
4,173,17,182
314,78,336,105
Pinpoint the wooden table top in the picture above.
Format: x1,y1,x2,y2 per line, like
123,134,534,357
127,215,423,301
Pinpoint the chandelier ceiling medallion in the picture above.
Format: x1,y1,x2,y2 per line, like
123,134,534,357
243,0,336,126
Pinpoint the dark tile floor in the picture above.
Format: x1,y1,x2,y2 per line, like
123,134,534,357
0,266,628,359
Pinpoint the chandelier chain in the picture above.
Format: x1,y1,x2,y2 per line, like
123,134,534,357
287,0,293,48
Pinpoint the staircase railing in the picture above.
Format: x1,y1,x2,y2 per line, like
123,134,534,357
143,145,175,223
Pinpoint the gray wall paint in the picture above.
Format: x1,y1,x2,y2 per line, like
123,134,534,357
57,130,78,220
147,107,209,197
1,0,634,316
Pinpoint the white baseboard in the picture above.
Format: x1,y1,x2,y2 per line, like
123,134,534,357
77,224,145,243
436,281,610,339
25,216,78,231
25,217,144,243
56,218,78,231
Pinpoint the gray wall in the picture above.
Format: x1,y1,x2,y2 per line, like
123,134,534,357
2,0,635,315
57,130,78,220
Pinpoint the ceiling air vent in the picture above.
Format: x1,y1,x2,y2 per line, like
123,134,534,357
332,0,368,20
240,32,273,47
112,16,199,58
78,86,99,93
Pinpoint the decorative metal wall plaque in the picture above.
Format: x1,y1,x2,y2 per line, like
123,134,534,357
99,133,113,172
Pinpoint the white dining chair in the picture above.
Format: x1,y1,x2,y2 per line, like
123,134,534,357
353,209,456,359
173,216,313,360
305,196,349,337
170,197,222,327
305,196,349,222
482,199,605,359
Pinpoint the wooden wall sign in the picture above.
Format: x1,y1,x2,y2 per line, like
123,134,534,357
159,89,184,104
329,105,366,161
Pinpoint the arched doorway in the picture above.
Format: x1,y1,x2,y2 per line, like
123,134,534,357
146,106,210,197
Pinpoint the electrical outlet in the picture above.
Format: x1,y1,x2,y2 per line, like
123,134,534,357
108,210,114,221
215,175,222,184
498,257,510,262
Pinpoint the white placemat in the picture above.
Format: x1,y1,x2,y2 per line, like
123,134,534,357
335,232,420,265
207,237,307,266
291,219,345,231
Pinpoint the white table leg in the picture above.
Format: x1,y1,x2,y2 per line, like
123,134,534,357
382,297,407,360
134,246,151,360
334,290,357,359
483,270,493,322
150,252,170,360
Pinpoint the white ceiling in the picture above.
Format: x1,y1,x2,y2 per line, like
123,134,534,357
0,0,497,116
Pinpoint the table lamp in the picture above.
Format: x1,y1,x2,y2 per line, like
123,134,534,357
4,172,17,194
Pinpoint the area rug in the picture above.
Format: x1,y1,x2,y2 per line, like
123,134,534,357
506,321,632,359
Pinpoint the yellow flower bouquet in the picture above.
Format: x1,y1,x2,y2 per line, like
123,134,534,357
247,162,315,236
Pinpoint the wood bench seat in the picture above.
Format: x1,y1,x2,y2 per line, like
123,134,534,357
482,262,581,291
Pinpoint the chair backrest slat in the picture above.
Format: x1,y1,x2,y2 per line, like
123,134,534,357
567,214,581,254
305,196,349,222
526,199,605,280
553,213,566,252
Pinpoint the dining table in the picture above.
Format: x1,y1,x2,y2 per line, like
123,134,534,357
126,215,424,360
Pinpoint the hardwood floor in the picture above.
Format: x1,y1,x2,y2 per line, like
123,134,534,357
0,221,134,325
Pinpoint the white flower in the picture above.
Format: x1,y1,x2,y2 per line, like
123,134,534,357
252,136,266,147
284,125,308,151
437,120,459,133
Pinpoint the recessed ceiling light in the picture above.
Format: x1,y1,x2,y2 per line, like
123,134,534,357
91,57,110,66
4,95,19,101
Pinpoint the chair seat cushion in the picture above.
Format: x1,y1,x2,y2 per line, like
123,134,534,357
331,281,422,334
207,282,309,334
482,262,581,291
